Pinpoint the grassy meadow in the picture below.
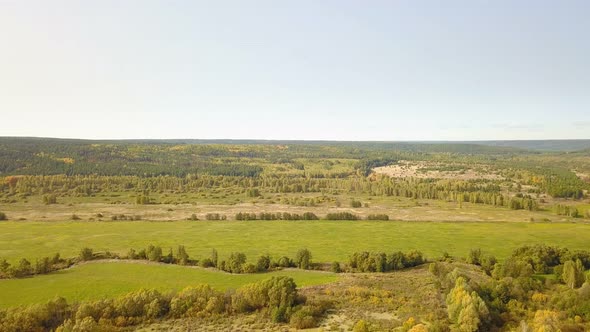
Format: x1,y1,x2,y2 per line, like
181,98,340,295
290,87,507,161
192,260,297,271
1,220,589,264
0,261,338,308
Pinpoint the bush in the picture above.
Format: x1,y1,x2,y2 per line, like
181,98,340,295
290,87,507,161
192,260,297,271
290,309,317,329
349,250,425,272
276,256,293,268
367,214,389,220
0,212,7,220
226,252,247,273
146,245,163,262
350,200,362,208
256,255,271,272
232,276,298,316
290,300,333,329
200,258,214,268
331,261,342,273
205,213,226,220
2,276,303,331
243,263,257,274
467,248,482,265
170,285,219,317
325,212,360,220
79,248,94,261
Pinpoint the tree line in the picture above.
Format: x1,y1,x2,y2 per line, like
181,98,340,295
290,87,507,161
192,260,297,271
0,276,333,331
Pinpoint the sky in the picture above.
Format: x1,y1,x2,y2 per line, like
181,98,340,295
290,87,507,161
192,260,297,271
1,1,589,141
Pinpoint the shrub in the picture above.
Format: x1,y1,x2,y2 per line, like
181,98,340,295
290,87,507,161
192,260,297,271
276,256,293,268
331,261,341,273
349,250,425,272
79,248,94,261
232,276,298,316
243,263,257,274
200,258,214,268
325,212,360,220
467,248,482,265
350,200,362,208
367,214,389,220
256,255,271,272
290,309,317,329
290,300,333,329
0,212,7,220
353,319,370,332
170,285,219,317
226,252,247,273
146,245,162,262
206,213,226,220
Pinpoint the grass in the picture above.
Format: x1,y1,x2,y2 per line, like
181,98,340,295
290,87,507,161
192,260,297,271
0,261,338,308
1,220,590,265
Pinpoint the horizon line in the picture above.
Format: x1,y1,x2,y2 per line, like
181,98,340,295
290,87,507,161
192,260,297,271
1,136,590,143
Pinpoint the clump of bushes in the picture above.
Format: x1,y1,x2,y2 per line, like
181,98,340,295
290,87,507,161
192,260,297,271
325,212,360,220
348,250,425,272
0,276,318,331
205,213,226,220
111,214,142,221
350,200,363,208
0,211,7,220
235,212,319,221
0,253,71,279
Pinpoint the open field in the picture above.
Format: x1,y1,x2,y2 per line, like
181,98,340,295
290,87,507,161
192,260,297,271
1,194,585,223
1,220,590,264
0,261,337,308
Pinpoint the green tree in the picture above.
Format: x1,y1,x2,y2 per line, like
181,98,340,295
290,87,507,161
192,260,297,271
175,245,189,265
446,277,489,332
467,248,482,265
146,245,162,262
256,255,271,272
562,260,585,289
295,248,312,269
210,248,218,267
227,252,247,273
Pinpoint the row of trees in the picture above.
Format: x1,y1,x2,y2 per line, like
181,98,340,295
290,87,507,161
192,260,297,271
0,276,331,331
235,212,319,221
0,254,71,279
2,173,542,212
553,204,584,218
116,245,313,274
348,250,425,272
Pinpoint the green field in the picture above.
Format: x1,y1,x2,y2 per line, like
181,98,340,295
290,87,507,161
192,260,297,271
1,220,589,264
0,261,338,308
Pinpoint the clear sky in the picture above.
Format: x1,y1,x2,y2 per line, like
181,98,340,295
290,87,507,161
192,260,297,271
1,1,589,141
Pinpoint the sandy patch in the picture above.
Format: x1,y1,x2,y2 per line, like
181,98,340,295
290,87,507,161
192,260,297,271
373,161,503,180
